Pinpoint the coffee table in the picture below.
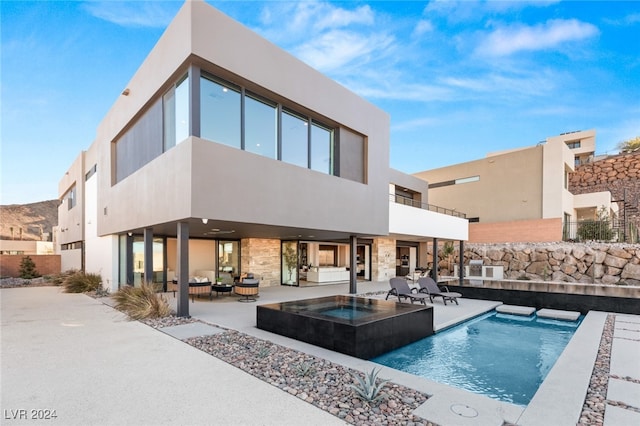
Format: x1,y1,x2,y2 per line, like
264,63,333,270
212,284,234,297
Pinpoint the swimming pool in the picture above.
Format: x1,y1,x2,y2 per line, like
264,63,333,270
371,311,583,406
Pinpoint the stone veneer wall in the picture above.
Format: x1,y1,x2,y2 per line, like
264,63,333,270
371,238,396,282
569,151,640,232
241,238,281,287
433,242,640,285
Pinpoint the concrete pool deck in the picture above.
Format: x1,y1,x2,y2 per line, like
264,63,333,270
2,283,639,425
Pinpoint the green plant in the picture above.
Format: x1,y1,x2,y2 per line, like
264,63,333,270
47,270,77,286
63,271,102,293
348,368,390,404
112,282,170,320
577,206,614,242
256,346,272,358
295,361,316,377
440,241,455,273
18,256,40,279
282,244,298,283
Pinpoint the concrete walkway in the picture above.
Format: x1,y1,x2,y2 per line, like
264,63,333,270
0,287,344,425
605,314,640,425
2,283,639,425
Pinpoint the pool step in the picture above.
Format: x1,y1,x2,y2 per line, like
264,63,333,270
536,308,581,321
496,304,536,316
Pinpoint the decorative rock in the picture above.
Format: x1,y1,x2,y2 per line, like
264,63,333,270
608,247,632,259
604,254,627,269
621,263,640,280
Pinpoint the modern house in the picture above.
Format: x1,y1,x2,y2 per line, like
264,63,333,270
413,129,617,243
56,0,467,314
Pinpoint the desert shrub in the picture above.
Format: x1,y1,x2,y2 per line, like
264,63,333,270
47,270,77,286
63,271,102,293
19,256,40,279
112,282,170,320
348,368,389,405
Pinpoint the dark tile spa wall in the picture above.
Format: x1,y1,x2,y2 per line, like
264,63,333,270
447,284,640,315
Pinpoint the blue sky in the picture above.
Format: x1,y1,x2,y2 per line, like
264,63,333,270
2,0,639,205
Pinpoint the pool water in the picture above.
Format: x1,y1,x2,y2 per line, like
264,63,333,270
371,311,582,406
320,306,374,320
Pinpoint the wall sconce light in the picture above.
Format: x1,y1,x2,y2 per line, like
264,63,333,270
122,88,130,96
202,218,208,224
127,232,133,237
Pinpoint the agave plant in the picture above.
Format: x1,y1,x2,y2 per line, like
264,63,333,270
256,345,272,358
348,367,390,404
294,361,316,377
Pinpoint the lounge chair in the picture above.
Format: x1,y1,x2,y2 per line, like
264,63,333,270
385,277,431,305
235,278,259,302
417,277,461,305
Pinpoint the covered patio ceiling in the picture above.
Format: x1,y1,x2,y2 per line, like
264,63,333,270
124,218,385,242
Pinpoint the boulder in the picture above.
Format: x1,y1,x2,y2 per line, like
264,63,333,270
594,250,607,264
526,261,550,275
531,251,549,262
487,249,503,261
601,274,620,285
608,247,632,259
561,264,578,275
621,263,640,281
572,246,586,260
604,254,628,269
551,248,566,261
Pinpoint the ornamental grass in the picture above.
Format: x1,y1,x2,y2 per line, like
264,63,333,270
112,282,171,320
63,271,102,293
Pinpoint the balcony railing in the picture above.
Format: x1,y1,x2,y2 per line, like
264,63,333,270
390,194,467,219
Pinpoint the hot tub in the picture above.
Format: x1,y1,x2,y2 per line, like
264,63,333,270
257,295,433,359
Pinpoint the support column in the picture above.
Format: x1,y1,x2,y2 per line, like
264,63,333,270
176,222,190,318
431,238,438,282
459,240,464,285
349,236,358,294
126,234,134,285
143,228,153,285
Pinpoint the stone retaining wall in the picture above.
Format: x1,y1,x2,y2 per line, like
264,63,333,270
435,242,640,286
569,151,640,231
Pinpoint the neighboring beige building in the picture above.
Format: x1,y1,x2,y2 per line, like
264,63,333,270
0,240,54,255
414,129,617,243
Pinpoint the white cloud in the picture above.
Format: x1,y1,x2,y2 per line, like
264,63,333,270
476,19,599,57
82,1,178,28
413,19,434,38
294,30,394,73
256,0,374,42
424,0,560,23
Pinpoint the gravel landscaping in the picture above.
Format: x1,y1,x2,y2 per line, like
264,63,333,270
142,315,434,426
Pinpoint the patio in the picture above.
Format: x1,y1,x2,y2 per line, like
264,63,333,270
162,280,639,425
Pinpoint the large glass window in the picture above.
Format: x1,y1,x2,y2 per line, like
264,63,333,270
282,241,299,285
64,184,76,210
311,122,333,174
281,110,309,168
163,75,189,151
245,94,277,159
201,75,241,148
218,240,239,284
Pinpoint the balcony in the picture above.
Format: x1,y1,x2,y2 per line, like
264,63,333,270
389,195,469,241
390,194,466,218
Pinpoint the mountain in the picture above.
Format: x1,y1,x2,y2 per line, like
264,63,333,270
0,200,58,241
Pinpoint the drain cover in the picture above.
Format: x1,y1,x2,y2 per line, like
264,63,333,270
450,404,478,418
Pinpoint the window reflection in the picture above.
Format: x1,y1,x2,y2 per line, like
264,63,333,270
163,75,189,150
245,94,277,159
282,110,308,168
311,123,333,174
201,75,241,148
